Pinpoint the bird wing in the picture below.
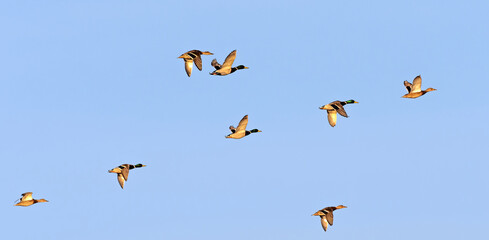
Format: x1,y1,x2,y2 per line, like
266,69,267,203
117,174,125,189
21,192,33,201
320,216,329,231
332,103,349,118
229,125,236,133
121,166,130,181
193,55,203,71
326,211,334,226
404,80,412,93
211,59,222,70
236,115,249,133
411,75,422,93
221,50,237,69
184,59,193,77
327,110,337,127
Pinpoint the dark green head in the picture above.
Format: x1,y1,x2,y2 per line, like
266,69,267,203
250,129,261,133
134,163,147,168
236,65,248,70
230,65,249,73
345,99,358,104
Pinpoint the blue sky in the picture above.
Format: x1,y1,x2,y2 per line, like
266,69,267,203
1,1,488,239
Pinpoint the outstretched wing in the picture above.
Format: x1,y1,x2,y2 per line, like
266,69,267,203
21,192,33,201
320,216,329,231
121,166,130,181
331,102,349,118
211,59,222,70
193,55,203,71
222,50,237,69
404,80,412,93
327,110,337,127
236,115,249,133
326,211,334,226
184,59,193,77
411,75,422,93
117,174,125,189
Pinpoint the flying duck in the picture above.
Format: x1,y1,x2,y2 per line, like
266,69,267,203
14,192,48,207
312,205,347,231
108,164,146,189
319,100,358,127
225,115,261,139
402,75,436,98
210,50,248,76
178,50,213,77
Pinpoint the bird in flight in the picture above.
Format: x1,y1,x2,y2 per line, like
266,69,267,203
402,75,436,98
178,50,213,77
14,192,48,207
319,100,358,127
312,205,347,231
210,50,248,76
108,164,146,189
225,115,261,139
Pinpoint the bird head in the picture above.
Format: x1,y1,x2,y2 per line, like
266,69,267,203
236,65,249,70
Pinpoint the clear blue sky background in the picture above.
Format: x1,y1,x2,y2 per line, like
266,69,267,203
1,1,488,239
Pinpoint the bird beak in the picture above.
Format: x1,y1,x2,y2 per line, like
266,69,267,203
258,130,262,132
354,101,359,103
244,67,249,69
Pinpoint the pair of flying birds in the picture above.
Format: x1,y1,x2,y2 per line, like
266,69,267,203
319,75,436,127
178,50,249,77
14,164,147,207
13,194,346,233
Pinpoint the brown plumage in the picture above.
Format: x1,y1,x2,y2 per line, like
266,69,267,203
312,205,347,231
210,50,248,76
108,164,146,189
178,50,213,77
225,115,261,139
402,75,436,98
319,100,358,127
14,192,48,207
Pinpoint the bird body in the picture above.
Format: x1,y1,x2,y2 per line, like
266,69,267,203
14,192,48,207
312,205,347,231
108,164,146,189
210,50,248,76
178,50,213,77
226,115,261,139
402,75,436,98
319,100,358,127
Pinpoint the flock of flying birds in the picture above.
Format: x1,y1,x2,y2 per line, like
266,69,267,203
14,49,437,233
